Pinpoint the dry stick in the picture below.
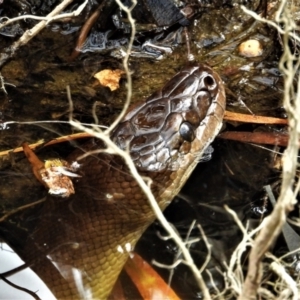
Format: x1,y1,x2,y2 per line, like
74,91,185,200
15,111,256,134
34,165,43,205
0,72,15,93
218,131,290,147
166,220,198,286
0,274,41,300
104,0,136,136
241,4,300,43
270,261,298,298
0,110,288,156
183,27,194,61
0,198,46,223
0,0,88,31
0,132,93,156
0,263,31,278
224,111,288,125
239,2,299,300
69,1,106,61
0,0,79,68
266,184,300,254
224,205,277,296
225,206,252,295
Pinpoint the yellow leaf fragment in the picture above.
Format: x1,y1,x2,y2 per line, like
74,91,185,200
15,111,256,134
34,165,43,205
22,142,45,185
94,69,125,91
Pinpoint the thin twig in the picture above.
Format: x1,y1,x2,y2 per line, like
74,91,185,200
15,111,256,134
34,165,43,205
239,1,299,299
224,111,288,125
270,261,298,300
0,0,88,30
0,263,31,278
69,1,107,61
0,72,15,94
240,5,300,43
0,198,46,223
0,0,89,68
104,0,137,135
197,224,212,274
0,274,41,300
0,132,94,156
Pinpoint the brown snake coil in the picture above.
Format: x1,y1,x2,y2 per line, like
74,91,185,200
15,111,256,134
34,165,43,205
5,64,225,299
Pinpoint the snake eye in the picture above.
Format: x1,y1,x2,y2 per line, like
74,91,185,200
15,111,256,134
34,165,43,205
179,122,195,142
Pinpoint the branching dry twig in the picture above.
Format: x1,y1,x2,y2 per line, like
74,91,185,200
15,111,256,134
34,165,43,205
0,0,88,30
0,198,46,223
0,274,41,300
239,1,300,299
0,72,15,94
0,0,88,68
241,4,300,43
270,261,298,299
104,0,136,135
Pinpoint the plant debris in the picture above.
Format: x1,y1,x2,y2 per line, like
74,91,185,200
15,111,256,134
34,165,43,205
22,143,80,198
94,69,125,91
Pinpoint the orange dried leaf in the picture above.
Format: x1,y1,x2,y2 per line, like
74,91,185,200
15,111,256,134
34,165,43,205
94,69,125,91
22,142,45,185
125,253,180,300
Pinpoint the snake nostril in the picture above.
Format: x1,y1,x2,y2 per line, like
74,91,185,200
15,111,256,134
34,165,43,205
204,75,217,90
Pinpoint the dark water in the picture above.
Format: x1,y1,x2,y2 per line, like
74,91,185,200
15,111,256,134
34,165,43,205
0,0,295,299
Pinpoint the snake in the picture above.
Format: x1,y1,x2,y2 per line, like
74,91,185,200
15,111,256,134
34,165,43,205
5,63,225,299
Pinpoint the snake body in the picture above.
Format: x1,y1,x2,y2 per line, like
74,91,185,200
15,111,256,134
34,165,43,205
15,64,225,299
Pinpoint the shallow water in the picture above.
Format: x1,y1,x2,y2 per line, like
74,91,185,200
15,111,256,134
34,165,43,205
0,0,293,299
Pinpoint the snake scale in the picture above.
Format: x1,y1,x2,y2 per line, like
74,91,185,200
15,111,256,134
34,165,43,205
6,63,225,299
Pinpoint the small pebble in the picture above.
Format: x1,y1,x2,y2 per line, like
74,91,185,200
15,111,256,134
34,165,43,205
238,39,263,57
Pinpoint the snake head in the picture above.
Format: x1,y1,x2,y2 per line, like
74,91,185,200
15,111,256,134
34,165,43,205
112,64,226,172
